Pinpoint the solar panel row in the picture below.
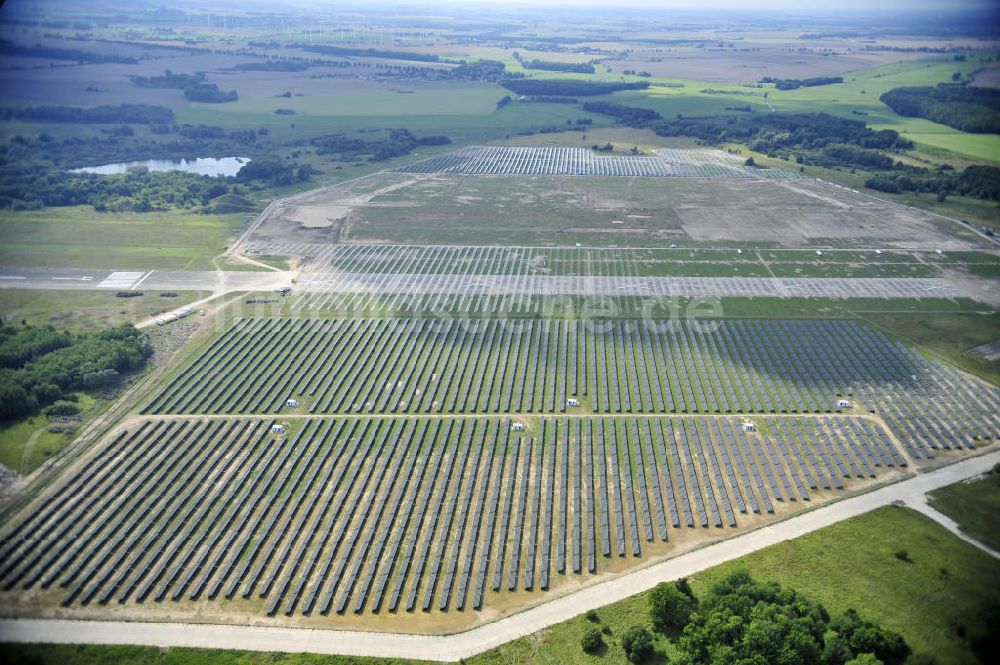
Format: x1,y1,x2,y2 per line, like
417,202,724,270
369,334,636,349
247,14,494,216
391,146,802,179
1,414,917,616
143,318,999,460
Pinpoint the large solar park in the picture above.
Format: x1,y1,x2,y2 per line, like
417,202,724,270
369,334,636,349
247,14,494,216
393,146,804,179
0,147,996,631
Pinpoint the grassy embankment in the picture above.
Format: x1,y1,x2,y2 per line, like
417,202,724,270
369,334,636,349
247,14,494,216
929,469,1000,552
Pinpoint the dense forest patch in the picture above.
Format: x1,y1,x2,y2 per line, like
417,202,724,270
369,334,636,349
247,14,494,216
0,323,151,420
880,84,1000,133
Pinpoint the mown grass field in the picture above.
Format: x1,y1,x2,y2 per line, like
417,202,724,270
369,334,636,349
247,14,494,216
861,311,1000,385
929,470,1000,552
0,207,248,271
0,644,404,665
0,393,95,474
0,290,209,331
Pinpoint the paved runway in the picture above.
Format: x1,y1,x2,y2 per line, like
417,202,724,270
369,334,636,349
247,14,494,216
0,267,964,300
0,268,290,293
297,271,963,299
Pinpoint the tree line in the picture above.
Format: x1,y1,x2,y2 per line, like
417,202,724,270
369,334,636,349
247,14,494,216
865,164,1000,201
502,78,649,97
880,84,1000,133
522,59,596,73
310,128,450,163
131,71,238,104
762,75,844,90
0,165,251,214
0,40,138,64
0,103,174,125
583,96,1000,203
296,44,440,63
235,156,315,187
0,123,312,211
583,102,909,153
582,571,914,665
0,324,152,420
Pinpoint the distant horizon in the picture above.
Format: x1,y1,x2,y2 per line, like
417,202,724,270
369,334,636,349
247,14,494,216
30,0,995,18
290,0,999,14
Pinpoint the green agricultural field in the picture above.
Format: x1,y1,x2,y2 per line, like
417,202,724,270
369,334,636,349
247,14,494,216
762,55,1000,161
174,101,609,147
204,84,504,117
0,207,249,271
559,55,1000,163
929,470,1000,552
610,83,775,118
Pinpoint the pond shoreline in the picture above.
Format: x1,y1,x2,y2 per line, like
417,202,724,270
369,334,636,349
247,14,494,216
70,156,250,177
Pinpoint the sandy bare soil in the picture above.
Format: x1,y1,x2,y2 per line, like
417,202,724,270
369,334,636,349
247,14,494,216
246,168,986,251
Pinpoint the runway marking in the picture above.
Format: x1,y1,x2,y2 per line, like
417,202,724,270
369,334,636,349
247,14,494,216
97,271,145,289
131,271,153,289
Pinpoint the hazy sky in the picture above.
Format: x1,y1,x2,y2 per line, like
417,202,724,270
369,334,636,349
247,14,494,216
389,0,995,10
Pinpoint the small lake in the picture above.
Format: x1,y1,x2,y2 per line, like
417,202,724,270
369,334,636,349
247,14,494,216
71,156,249,177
